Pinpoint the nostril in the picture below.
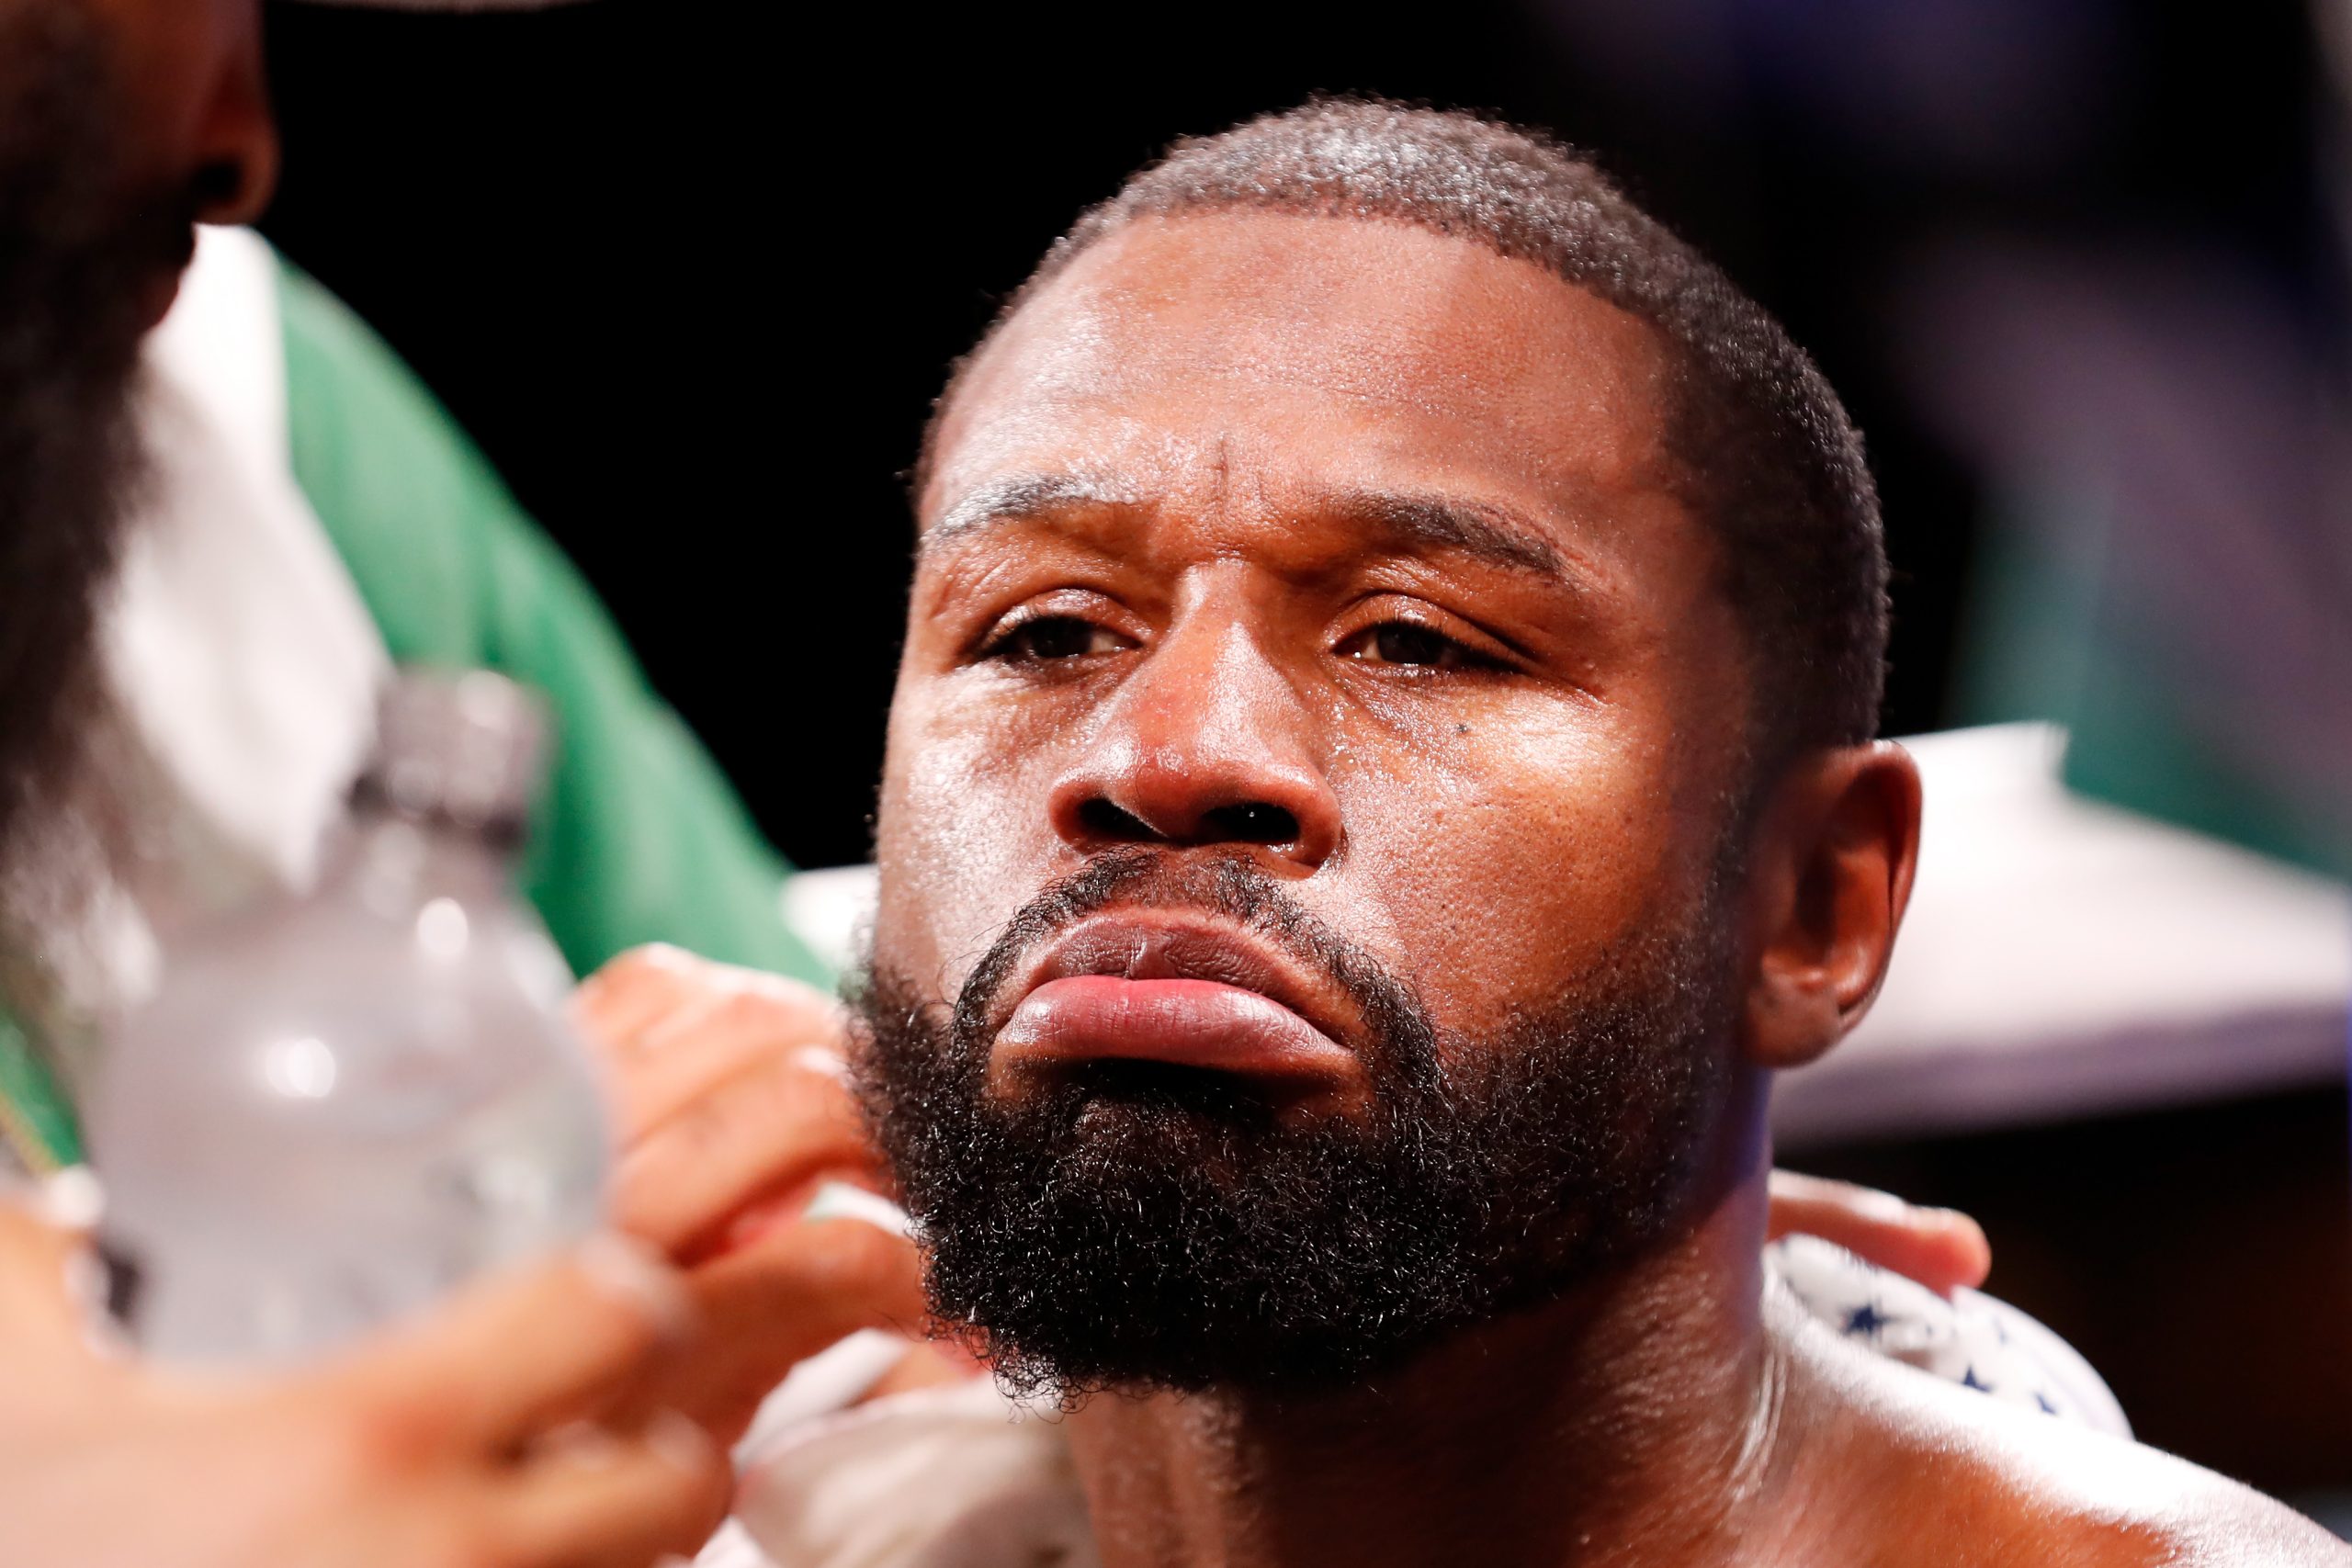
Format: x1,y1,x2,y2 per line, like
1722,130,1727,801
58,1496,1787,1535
189,159,246,217
1078,798,1158,842
1069,796,1306,849
1203,802,1299,845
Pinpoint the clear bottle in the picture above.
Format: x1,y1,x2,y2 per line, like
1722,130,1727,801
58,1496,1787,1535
86,671,612,1364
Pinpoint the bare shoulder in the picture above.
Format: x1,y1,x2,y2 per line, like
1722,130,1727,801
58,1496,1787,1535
1772,1292,2352,1568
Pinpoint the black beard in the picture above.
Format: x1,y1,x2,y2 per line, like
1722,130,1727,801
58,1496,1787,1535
851,849,1737,1401
0,4,192,878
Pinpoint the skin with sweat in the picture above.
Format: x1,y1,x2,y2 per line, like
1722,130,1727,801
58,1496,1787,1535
876,210,2348,1567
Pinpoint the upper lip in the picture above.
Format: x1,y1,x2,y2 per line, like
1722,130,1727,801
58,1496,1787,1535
996,908,1365,1053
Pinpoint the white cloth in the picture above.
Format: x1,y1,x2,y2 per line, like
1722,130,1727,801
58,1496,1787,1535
36,227,390,1028
706,1377,1097,1568
1769,1235,2131,1436
107,225,387,904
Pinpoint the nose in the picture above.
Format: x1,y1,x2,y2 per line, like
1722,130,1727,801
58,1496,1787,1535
1047,611,1342,871
188,10,277,224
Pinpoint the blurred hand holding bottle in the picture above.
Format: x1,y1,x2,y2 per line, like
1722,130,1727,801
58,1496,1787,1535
88,669,611,1362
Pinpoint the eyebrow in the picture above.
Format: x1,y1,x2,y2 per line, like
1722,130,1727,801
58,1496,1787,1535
1327,489,1569,580
926,472,1136,547
922,474,1580,587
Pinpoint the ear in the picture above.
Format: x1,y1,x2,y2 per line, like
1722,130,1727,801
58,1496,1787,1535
1737,741,1923,1070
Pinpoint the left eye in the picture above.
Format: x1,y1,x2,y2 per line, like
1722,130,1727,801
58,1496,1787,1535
988,615,1131,661
1338,622,1484,670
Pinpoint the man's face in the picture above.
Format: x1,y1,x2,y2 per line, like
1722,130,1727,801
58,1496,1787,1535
0,0,269,880
858,212,1759,1393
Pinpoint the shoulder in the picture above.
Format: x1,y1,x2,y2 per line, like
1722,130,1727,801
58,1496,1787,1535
1774,1291,2352,1567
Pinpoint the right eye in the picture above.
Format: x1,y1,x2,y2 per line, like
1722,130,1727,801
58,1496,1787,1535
985,615,1134,662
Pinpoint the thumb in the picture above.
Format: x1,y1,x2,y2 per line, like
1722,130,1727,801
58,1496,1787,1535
0,1175,105,1350
1765,1170,1992,1297
619,1210,927,1443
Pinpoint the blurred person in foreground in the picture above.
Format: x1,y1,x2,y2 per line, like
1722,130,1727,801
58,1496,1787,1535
695,103,2346,1565
0,0,829,1185
0,2,930,1564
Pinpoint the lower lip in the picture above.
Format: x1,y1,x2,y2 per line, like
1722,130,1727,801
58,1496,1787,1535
995,976,1357,1087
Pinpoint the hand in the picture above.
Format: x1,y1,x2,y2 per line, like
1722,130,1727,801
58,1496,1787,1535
0,1198,729,1568
576,947,930,1442
1765,1169,1992,1297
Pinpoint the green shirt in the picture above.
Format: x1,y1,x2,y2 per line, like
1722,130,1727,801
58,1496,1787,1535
277,259,827,987
0,257,828,1175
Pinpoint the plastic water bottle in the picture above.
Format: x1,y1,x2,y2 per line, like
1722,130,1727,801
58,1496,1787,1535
86,671,612,1363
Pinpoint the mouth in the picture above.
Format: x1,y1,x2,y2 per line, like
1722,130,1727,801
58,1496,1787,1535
989,909,1366,1106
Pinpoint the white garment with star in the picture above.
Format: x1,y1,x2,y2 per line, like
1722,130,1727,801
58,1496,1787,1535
1768,1233,2130,1433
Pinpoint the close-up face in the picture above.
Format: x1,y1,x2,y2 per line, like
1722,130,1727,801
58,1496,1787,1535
879,210,1752,1093
856,209,1774,1392
0,0,271,879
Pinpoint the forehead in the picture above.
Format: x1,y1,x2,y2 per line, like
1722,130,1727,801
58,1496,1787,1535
923,210,1683,541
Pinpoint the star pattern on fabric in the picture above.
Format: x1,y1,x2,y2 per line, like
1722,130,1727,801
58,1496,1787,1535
1767,1234,2128,1439
1842,1300,1891,1339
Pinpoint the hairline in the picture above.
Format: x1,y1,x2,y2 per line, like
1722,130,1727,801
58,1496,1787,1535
916,200,1694,505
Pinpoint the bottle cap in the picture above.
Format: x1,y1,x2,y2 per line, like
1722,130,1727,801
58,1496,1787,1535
356,670,548,839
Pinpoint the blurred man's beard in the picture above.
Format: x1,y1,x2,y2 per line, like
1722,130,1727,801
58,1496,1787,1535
852,849,1738,1400
0,3,191,885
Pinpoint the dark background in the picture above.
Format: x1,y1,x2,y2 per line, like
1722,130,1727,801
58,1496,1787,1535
257,0,2346,1504
255,0,2323,876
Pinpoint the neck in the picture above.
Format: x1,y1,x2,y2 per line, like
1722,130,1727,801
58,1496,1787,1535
1067,1122,1785,1568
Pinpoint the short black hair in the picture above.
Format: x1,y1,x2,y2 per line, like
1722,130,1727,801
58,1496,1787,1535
919,99,1888,761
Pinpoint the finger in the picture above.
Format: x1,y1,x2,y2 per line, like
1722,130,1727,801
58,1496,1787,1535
612,990,847,1145
571,945,713,1059
1765,1170,1992,1295
577,948,839,1072
697,1215,927,1356
638,971,838,1057
480,1413,730,1568
597,987,742,1136
612,1050,880,1259
0,1196,96,1348
327,1236,695,1451
623,1215,928,1440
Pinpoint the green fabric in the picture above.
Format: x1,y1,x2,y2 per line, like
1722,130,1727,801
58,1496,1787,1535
1957,480,2350,880
275,259,831,987
0,1007,79,1170
2060,629,2349,879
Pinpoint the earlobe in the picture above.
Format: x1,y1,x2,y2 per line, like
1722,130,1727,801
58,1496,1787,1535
1738,742,1923,1071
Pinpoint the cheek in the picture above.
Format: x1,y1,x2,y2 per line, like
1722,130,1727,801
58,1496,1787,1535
872,680,1069,998
1329,684,1703,1034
